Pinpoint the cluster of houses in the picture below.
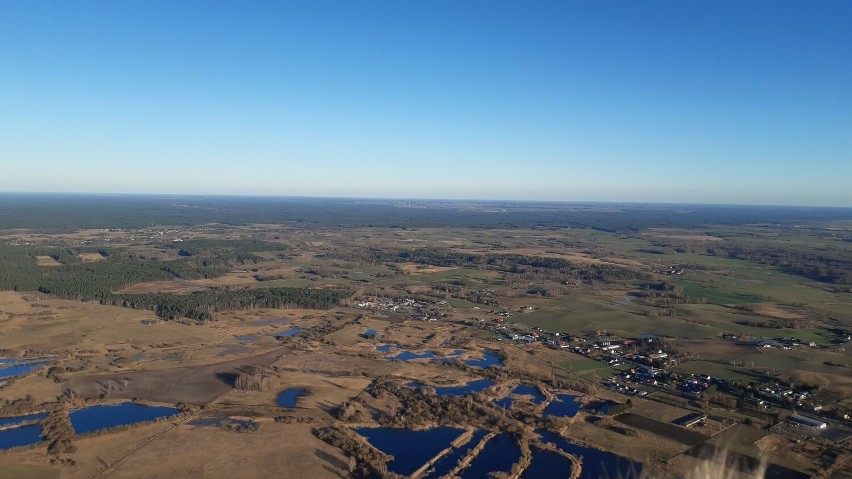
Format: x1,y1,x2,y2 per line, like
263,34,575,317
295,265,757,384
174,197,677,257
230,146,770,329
355,296,449,321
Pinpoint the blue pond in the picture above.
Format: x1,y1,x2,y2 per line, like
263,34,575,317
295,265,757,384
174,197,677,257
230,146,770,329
355,427,464,476
0,361,51,379
543,394,582,418
462,351,504,368
272,328,301,338
521,448,576,478
512,384,546,404
0,412,47,429
422,429,488,479
460,433,521,479
362,328,378,338
388,349,464,362
537,430,642,478
276,388,307,408
0,424,42,451
69,403,180,436
410,379,495,397
375,344,396,353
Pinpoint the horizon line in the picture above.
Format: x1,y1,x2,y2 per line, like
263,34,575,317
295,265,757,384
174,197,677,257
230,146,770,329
0,190,850,210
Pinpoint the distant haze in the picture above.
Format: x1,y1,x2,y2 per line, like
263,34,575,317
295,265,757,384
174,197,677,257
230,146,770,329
0,1,850,206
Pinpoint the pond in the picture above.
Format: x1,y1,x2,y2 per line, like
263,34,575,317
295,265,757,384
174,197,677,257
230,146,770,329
460,433,521,479
387,349,464,362
537,429,642,478
511,384,546,405
272,327,301,338
543,394,582,418
409,379,495,397
0,424,42,451
69,403,181,436
354,427,464,476
422,429,488,479
276,388,308,408
0,358,53,379
0,412,47,429
375,344,396,353
462,351,504,368
521,447,576,478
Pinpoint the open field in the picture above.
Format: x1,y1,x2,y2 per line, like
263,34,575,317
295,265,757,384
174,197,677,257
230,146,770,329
1,200,851,478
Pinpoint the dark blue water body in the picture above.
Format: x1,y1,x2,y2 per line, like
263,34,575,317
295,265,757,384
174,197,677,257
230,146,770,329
521,448,576,478
276,388,307,408
0,413,47,429
355,427,464,476
389,349,463,362
512,384,546,404
69,403,180,436
272,327,301,338
362,328,378,338
463,351,504,368
494,397,515,410
375,344,396,352
422,430,488,479
460,433,521,479
537,430,642,479
0,361,51,379
0,424,42,450
409,379,495,397
543,394,582,418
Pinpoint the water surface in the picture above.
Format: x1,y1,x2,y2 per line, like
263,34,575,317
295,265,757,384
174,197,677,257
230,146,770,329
0,412,47,429
0,424,42,451
537,429,642,478
543,394,582,418
276,388,307,408
69,403,180,435
521,448,576,478
460,433,521,479
422,429,488,479
355,427,464,476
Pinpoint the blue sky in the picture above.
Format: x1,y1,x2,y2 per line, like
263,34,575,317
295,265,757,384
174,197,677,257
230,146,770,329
1,1,850,206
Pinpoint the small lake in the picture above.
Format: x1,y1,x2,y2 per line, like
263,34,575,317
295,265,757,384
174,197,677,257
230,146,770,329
276,388,307,408
0,359,51,378
0,412,47,429
521,448,576,478
272,327,301,338
511,384,546,404
422,430,488,479
462,351,504,368
69,403,180,436
460,433,521,479
0,425,43,451
355,427,464,476
375,344,396,352
537,429,642,478
543,394,582,418
388,349,464,362
409,379,495,397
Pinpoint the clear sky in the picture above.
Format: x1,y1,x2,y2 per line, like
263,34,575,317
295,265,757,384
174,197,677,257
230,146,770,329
1,1,850,206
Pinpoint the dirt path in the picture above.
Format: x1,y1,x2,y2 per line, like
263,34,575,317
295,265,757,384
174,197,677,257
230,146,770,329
88,391,232,479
